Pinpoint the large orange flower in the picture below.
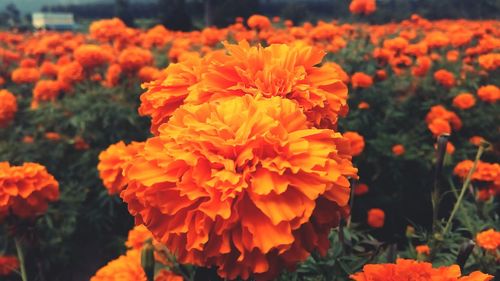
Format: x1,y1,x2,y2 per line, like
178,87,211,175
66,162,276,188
98,141,145,195
122,95,357,280
140,41,348,133
0,90,17,128
89,18,127,42
350,259,493,281
0,162,59,219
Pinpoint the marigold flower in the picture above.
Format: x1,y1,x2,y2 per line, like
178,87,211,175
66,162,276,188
40,61,59,77
428,118,451,136
367,208,385,228
344,131,365,156
11,67,40,84
89,18,127,42
392,144,405,156
90,250,146,281
0,256,19,276
0,90,17,128
477,85,499,103
140,41,348,133
469,136,485,146
57,61,84,86
118,47,153,72
247,14,271,30
351,72,373,89
358,101,370,109
354,183,369,196
0,162,59,219
74,44,113,69
416,245,430,255
349,0,376,15
122,95,357,280
45,132,61,141
476,229,500,251
126,224,153,250
98,141,144,195
453,93,476,110
138,66,161,83
350,259,493,281
434,69,456,88
453,160,500,190
412,56,432,77
104,64,122,88
33,80,60,103
478,53,500,71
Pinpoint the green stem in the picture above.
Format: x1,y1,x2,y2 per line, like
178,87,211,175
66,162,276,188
442,145,485,237
15,237,28,281
432,134,449,234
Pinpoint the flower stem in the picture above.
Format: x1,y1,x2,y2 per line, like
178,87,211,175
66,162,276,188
442,144,485,237
15,237,28,281
432,134,449,234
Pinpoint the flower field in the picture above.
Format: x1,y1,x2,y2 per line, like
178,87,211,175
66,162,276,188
0,9,499,281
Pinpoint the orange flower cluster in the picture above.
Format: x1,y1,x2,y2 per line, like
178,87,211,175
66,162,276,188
0,162,59,219
350,259,493,281
452,93,476,110
425,105,462,137
122,95,357,280
97,141,144,195
74,44,113,69
453,160,500,200
140,41,348,133
32,80,61,108
11,67,40,84
0,256,19,276
475,229,500,251
351,72,373,89
349,0,376,15
0,89,17,128
118,47,153,72
478,53,500,71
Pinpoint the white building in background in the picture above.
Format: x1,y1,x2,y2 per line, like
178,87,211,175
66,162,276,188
32,12,75,30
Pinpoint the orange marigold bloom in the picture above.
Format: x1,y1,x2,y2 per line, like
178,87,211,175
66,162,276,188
118,47,153,72
469,136,485,146
351,72,373,89
33,80,60,103
453,160,500,189
138,66,161,83
453,93,476,110
45,132,61,141
140,41,349,133
477,85,499,103
434,69,456,88
247,14,271,30
354,183,369,196
412,56,432,77
0,256,19,276
476,229,500,251
0,90,17,128
478,53,500,71
350,259,493,281
40,61,59,77
358,101,370,109
125,224,153,250
98,141,144,195
103,64,122,88
122,96,357,280
392,144,405,156
91,250,182,281
367,208,385,228
0,162,59,219
89,18,127,42
74,44,113,69
57,61,84,86
428,118,451,136
416,245,430,255
344,131,365,156
11,67,40,84
349,0,376,15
